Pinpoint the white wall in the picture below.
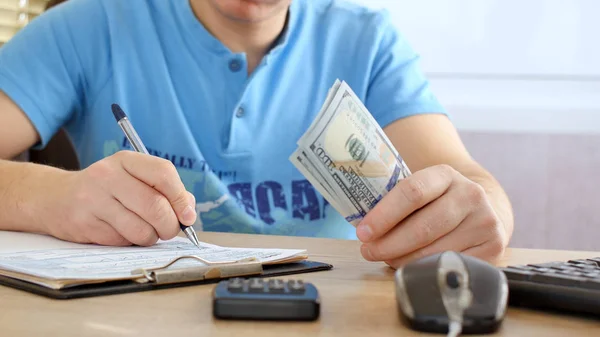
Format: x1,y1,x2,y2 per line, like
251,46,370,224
348,0,600,134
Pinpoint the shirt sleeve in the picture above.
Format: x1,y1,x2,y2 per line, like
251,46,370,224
0,1,96,149
365,10,448,129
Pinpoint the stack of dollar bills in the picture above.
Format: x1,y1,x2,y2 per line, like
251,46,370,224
289,79,412,226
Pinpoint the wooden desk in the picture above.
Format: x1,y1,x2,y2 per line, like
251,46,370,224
1,232,599,336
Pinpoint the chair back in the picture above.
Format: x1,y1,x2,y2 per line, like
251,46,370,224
28,129,80,170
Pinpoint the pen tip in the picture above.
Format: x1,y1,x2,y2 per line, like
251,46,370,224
111,103,126,122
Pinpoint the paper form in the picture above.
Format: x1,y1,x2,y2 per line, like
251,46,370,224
0,233,306,281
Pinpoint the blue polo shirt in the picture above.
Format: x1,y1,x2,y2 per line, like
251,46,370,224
0,0,446,239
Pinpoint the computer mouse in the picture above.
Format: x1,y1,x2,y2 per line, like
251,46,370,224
394,251,508,335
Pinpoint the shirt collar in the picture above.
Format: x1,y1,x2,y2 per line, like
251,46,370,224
175,0,300,58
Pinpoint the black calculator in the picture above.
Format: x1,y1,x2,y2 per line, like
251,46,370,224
212,277,320,321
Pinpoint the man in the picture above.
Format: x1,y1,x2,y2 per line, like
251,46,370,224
0,0,513,268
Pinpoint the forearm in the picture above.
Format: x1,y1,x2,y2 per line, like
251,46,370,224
0,159,67,233
454,161,514,244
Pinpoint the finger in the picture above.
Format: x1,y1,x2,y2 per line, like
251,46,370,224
460,211,507,265
98,196,159,246
461,240,505,266
375,211,499,269
110,169,180,240
357,164,455,242
361,188,470,261
115,151,197,226
375,230,473,269
84,217,132,246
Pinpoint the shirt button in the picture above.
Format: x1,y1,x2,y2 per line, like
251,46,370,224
229,59,242,72
235,107,245,118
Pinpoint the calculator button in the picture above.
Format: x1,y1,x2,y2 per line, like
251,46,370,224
248,278,265,293
287,280,305,294
268,279,285,293
227,278,245,293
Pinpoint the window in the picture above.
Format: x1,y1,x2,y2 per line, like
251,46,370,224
0,0,48,46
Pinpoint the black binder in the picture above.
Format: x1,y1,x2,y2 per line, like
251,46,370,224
0,259,332,300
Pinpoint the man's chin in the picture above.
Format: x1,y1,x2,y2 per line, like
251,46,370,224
211,0,288,23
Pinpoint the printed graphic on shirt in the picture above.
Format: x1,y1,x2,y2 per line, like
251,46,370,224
103,139,355,239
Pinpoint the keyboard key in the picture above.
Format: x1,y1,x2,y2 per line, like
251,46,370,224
502,268,536,281
572,264,598,270
531,273,587,287
528,262,565,268
510,265,535,271
568,259,598,265
558,270,585,277
567,259,596,264
582,272,600,278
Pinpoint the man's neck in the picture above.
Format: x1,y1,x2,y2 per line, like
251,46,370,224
190,1,289,75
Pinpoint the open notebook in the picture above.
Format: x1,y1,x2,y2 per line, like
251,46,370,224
0,231,316,293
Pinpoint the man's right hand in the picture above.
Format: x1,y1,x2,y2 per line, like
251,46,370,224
44,151,197,246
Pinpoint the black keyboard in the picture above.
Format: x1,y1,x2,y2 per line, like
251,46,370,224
500,258,600,316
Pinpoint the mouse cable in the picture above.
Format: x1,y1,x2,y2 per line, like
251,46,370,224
447,321,462,337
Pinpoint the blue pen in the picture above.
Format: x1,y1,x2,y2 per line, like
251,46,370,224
111,103,201,248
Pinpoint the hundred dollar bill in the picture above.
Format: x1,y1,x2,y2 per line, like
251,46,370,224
297,79,342,146
289,148,351,216
290,80,411,226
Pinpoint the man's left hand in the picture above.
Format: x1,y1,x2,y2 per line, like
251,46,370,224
356,164,508,269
